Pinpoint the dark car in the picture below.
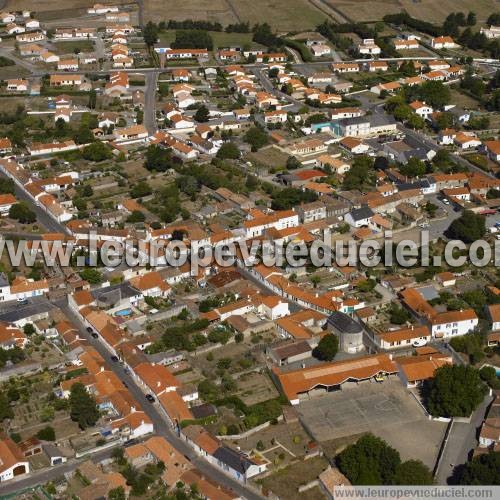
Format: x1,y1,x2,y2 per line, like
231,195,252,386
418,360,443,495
86,327,94,333
122,381,128,388
110,355,119,362
91,332,99,339
145,394,155,403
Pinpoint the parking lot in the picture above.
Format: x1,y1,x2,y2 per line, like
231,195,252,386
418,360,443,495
298,379,447,468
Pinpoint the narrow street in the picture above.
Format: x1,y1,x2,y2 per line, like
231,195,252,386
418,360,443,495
144,72,159,135
435,394,494,485
51,299,264,500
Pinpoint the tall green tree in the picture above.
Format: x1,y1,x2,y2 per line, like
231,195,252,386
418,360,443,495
312,334,339,361
393,460,434,485
446,210,486,243
69,382,100,429
337,434,401,485
424,364,487,418
458,451,500,484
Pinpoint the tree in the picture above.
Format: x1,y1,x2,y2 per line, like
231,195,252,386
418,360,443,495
0,393,13,420
419,81,451,108
393,460,433,485
216,141,240,159
434,112,455,131
337,434,401,485
407,113,425,130
374,156,389,171
286,156,301,170
446,210,486,243
144,144,173,172
23,323,35,336
424,364,487,418
130,180,152,199
389,304,410,324
82,142,112,162
244,126,269,151
479,365,497,383
271,187,317,210
172,29,213,50
126,210,146,223
400,157,426,178
69,382,99,429
342,155,374,190
36,426,56,441
0,178,15,195
457,451,500,484
108,487,126,500
312,334,339,361
9,202,36,224
194,105,210,123
310,275,321,288
79,268,102,284
143,21,158,47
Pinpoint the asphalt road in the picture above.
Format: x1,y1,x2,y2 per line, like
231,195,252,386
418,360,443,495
435,394,494,485
144,71,158,135
52,299,263,500
0,171,69,234
0,447,116,496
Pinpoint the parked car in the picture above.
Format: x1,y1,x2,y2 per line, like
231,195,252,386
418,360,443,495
86,327,94,333
412,338,428,347
145,394,155,403
110,355,119,362
91,332,99,339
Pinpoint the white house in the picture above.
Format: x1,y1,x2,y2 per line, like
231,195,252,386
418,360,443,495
409,101,433,119
358,39,381,55
212,446,266,481
345,206,374,228
430,309,478,338
256,295,289,320
0,438,30,483
431,36,457,49
488,304,500,331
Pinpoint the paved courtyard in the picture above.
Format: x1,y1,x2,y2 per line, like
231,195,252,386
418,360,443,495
298,379,447,468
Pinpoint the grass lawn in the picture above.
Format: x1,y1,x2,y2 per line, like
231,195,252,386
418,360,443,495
229,0,326,31
246,146,290,171
0,64,30,79
449,88,481,110
52,40,94,55
257,456,329,499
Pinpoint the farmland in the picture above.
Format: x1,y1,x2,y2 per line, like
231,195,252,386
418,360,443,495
146,0,326,31
326,0,497,23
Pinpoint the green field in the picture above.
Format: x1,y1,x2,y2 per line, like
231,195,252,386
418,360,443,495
52,40,94,55
158,30,263,49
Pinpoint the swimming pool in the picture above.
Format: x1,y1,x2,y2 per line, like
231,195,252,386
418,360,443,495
115,308,132,317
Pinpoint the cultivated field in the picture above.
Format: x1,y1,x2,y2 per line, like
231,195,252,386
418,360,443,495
145,0,239,25
327,0,497,23
228,0,327,31
145,0,326,31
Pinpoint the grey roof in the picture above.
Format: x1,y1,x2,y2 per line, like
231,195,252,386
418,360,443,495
91,282,139,303
397,179,430,191
191,403,217,419
0,299,53,323
327,311,363,334
213,446,257,474
339,115,370,126
369,114,397,127
349,206,374,221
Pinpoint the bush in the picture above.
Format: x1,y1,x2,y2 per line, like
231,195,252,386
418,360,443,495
37,426,56,441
